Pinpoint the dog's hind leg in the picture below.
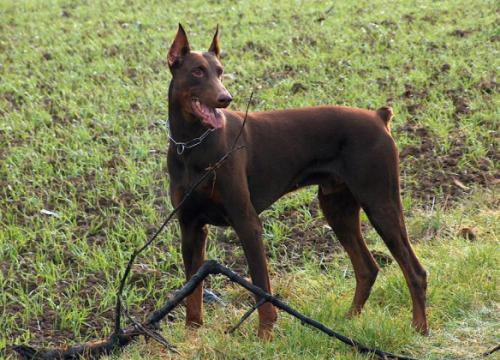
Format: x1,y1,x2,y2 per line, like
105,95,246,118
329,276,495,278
318,186,380,317
361,196,428,334
345,155,428,333
338,130,428,334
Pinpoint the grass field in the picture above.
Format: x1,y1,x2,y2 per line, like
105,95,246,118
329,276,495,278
0,0,499,359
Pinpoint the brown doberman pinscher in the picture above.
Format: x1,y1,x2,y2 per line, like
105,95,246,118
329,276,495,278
166,24,428,339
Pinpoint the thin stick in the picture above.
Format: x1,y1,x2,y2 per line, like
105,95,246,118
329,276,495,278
121,297,178,354
482,344,500,357
230,90,253,149
226,297,268,334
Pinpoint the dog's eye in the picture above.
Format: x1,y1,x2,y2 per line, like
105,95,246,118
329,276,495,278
192,68,204,78
216,67,224,78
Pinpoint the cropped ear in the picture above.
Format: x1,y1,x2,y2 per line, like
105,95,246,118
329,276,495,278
208,25,220,58
167,24,190,68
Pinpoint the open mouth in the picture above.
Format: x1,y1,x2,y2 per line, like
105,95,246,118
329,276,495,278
191,98,224,129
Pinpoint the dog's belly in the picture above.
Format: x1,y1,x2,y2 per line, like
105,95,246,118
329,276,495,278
248,159,345,213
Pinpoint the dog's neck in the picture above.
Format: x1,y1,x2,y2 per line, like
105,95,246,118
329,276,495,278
168,83,212,142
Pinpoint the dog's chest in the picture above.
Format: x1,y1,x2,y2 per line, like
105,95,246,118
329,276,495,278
191,185,230,226
180,168,223,204
197,181,223,204
168,154,231,225
178,176,229,225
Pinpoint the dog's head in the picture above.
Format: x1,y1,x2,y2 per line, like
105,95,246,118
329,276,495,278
167,24,232,129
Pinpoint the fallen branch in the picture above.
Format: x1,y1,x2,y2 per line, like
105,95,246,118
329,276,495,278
7,261,500,360
11,261,418,360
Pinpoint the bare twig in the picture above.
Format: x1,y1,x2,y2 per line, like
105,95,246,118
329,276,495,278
147,261,418,360
121,297,178,354
315,3,335,22
481,344,500,357
226,297,268,334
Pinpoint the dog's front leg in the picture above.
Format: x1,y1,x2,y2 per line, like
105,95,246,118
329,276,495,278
235,212,277,339
180,219,208,327
218,173,277,339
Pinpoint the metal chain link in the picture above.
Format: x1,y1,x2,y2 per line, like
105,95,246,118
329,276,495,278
165,120,216,155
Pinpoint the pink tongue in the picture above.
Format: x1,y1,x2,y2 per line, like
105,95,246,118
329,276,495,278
203,107,223,129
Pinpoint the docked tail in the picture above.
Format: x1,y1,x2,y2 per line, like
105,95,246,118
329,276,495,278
376,106,393,131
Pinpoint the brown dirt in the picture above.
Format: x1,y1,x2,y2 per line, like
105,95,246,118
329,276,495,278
242,41,272,59
397,122,498,202
395,78,499,202
290,82,308,94
450,29,475,38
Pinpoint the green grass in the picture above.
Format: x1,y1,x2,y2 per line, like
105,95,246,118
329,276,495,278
0,0,498,359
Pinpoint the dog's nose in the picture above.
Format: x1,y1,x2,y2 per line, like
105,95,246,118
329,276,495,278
217,93,232,107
